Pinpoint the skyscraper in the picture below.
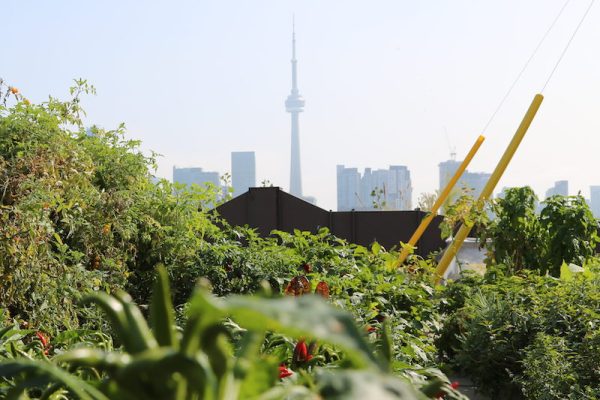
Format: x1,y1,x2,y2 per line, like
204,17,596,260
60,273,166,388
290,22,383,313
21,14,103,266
173,166,220,188
231,151,256,198
590,185,600,218
337,165,361,211
438,159,461,193
285,22,305,198
336,165,412,211
545,180,568,198
438,159,490,199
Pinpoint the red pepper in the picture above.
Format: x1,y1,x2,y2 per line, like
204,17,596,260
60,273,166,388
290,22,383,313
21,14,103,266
302,263,311,273
435,381,461,399
35,331,50,355
293,339,313,363
278,364,293,378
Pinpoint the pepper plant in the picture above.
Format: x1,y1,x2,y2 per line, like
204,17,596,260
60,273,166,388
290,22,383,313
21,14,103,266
0,266,441,399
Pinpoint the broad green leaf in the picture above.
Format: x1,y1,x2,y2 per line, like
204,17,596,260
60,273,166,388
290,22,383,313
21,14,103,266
560,262,573,281
150,265,178,348
0,359,110,400
113,291,158,353
221,295,380,369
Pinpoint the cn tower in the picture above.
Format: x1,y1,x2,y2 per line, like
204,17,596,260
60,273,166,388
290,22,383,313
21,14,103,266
285,21,305,198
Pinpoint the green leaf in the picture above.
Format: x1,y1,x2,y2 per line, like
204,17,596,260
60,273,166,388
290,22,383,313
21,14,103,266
372,242,381,255
81,293,133,351
113,291,158,354
181,288,223,356
150,265,178,348
560,262,573,281
0,360,110,400
222,295,381,369
55,348,131,371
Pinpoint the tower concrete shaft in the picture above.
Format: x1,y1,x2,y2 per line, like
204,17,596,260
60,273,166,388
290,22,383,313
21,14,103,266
285,23,305,197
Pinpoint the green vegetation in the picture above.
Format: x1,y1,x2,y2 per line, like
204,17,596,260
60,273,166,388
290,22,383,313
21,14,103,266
0,266,430,399
1,81,599,399
439,264,600,398
481,186,599,275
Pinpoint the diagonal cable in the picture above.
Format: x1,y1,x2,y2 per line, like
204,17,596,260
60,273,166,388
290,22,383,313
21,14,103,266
542,0,597,92
481,0,572,134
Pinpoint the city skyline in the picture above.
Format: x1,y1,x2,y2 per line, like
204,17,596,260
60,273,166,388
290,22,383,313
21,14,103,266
4,1,600,210
337,164,412,211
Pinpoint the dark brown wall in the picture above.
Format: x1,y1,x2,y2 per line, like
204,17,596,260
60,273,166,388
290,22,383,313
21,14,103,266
216,187,446,257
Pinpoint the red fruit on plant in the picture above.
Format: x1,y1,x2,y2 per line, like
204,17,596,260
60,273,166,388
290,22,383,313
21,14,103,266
35,331,50,355
315,281,329,299
284,276,311,296
293,339,313,363
302,263,311,273
278,364,293,378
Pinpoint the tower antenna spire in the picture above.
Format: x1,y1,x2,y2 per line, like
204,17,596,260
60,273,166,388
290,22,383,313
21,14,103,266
285,17,305,198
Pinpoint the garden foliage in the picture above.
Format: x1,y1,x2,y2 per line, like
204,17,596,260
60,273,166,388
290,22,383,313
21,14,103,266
0,81,465,399
439,264,600,398
480,186,599,275
2,81,600,399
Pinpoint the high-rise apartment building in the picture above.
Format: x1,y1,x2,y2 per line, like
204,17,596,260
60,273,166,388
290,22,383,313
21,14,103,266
545,180,568,198
438,159,491,199
590,185,600,218
337,166,361,211
231,151,256,198
438,160,461,193
173,166,220,188
336,165,412,211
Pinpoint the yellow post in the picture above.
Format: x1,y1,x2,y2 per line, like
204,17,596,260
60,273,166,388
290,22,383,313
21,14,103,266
396,135,485,267
434,94,544,284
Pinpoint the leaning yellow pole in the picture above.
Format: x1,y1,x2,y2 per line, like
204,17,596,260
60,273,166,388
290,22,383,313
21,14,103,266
434,94,544,284
396,135,485,267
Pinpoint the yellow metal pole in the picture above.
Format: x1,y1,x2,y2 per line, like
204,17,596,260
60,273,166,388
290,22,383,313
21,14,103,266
396,135,485,267
434,94,544,284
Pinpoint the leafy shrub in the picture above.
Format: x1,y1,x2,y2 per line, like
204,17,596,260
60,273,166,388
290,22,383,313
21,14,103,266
518,333,577,400
539,194,599,275
480,187,546,273
444,264,600,398
481,187,599,276
0,80,224,331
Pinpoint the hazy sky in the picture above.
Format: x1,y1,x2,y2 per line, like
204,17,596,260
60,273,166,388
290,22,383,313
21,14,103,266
4,1,600,210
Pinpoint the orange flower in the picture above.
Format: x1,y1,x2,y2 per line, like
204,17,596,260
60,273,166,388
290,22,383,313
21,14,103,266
102,224,111,235
9,87,19,94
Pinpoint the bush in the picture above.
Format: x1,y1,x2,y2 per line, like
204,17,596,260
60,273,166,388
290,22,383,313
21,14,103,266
480,187,546,273
0,81,224,331
444,263,600,398
481,187,599,276
539,194,599,276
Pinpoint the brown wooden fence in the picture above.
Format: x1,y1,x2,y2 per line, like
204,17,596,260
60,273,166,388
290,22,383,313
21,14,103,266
215,187,446,257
